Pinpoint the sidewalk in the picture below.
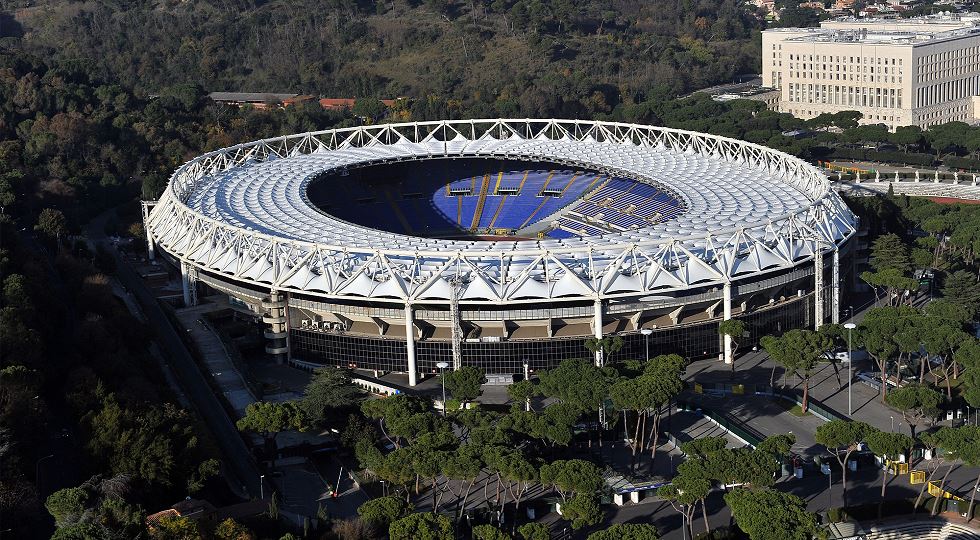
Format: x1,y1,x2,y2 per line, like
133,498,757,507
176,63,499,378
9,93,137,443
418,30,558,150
683,390,825,458
685,349,913,435
174,303,256,418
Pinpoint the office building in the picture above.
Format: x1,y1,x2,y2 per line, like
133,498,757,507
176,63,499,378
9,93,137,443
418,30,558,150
762,14,980,128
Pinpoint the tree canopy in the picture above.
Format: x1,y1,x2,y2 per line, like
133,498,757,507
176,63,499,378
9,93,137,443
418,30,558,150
724,488,820,540
815,420,876,506
539,459,603,501
357,496,410,529
760,328,834,411
885,383,943,437
440,366,485,403
300,367,361,424
388,512,454,540
587,523,660,540
236,401,307,445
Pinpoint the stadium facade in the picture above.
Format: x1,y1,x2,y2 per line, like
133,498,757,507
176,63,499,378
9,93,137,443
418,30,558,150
143,119,858,384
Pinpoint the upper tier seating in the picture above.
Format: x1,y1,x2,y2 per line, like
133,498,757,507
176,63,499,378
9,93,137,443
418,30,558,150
318,159,683,239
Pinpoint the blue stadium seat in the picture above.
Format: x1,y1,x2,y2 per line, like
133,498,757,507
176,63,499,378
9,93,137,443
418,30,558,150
318,159,683,239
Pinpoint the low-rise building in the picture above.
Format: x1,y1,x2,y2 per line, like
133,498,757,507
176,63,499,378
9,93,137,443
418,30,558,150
319,97,399,110
710,87,782,108
146,498,268,532
208,92,313,109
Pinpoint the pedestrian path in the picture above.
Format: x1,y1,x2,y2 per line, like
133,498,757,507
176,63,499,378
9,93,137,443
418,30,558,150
174,304,256,417
684,350,923,436
669,409,746,449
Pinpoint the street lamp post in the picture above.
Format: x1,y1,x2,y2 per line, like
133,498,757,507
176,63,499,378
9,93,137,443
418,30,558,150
436,362,450,416
828,466,833,511
844,322,856,417
680,504,689,540
640,328,653,363
335,466,344,498
260,474,265,500
522,360,531,412
890,416,895,432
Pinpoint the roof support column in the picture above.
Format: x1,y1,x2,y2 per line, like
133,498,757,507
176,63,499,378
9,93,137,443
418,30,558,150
814,247,824,330
283,291,292,364
450,286,463,371
180,260,197,307
146,232,156,262
405,303,418,387
831,248,840,325
593,297,604,367
723,281,733,365
141,201,155,261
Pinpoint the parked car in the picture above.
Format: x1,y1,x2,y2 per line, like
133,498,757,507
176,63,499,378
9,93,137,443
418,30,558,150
834,349,869,363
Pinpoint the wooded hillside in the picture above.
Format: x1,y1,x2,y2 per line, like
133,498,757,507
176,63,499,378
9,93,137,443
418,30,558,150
7,0,762,116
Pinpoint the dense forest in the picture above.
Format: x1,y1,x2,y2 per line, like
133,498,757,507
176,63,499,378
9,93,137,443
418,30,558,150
6,0,761,116
0,54,355,539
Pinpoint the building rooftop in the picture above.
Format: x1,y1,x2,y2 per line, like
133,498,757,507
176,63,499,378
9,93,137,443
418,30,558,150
828,11,980,25
764,12,980,39
208,92,300,103
775,25,980,45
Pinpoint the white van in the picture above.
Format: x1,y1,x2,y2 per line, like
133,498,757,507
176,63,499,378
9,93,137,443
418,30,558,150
834,349,869,363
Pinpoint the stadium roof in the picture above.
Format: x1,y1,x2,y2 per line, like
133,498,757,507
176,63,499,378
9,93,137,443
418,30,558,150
146,119,857,303
185,138,810,250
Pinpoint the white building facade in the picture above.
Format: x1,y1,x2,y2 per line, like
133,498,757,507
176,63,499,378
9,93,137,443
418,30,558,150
762,15,980,129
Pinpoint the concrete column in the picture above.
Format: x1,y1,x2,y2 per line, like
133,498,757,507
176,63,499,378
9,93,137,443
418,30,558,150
262,290,288,364
145,229,155,261
593,297,603,367
283,292,292,363
141,201,155,261
723,282,733,365
594,297,606,427
405,303,418,387
831,248,840,324
814,248,824,329
180,260,196,307
449,289,463,371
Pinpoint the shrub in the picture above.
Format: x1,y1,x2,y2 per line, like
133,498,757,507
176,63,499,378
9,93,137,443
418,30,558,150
356,496,409,529
942,155,980,171
827,507,848,523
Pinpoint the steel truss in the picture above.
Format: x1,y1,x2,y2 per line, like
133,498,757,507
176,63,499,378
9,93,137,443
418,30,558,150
146,119,857,304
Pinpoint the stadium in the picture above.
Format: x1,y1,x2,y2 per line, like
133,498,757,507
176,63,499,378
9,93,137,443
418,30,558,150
143,119,858,385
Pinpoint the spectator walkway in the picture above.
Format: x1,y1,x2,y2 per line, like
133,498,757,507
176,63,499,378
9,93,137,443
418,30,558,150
174,303,256,418
667,409,746,449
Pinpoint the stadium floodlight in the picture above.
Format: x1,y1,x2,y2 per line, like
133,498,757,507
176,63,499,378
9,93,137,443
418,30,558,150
844,322,857,416
640,328,654,362
436,361,450,416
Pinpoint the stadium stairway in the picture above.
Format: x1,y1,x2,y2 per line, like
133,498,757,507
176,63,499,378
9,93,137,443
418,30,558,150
865,520,980,540
485,195,508,230
470,173,492,229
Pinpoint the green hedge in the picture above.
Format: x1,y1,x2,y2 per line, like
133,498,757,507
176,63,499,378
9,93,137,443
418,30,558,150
942,155,980,171
830,147,935,166
829,496,974,522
